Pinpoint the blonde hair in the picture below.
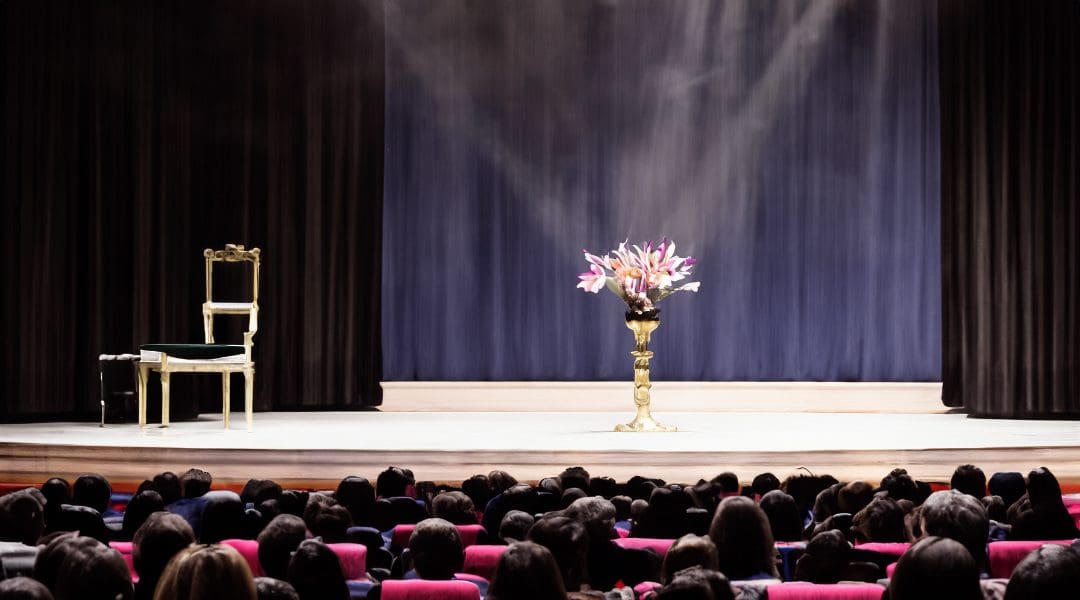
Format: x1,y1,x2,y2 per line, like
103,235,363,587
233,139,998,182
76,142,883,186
153,544,255,600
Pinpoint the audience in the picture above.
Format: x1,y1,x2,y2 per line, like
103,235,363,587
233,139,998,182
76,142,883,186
0,462,1074,599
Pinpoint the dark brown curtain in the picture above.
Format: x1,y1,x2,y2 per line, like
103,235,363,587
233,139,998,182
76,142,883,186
0,0,384,419
939,0,1080,416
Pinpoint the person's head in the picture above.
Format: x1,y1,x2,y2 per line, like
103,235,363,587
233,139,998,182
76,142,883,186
1026,466,1065,506
851,496,907,543
431,491,476,525
1004,543,1080,599
334,476,375,525
558,467,591,494
256,514,308,580
375,467,411,498
498,510,534,543
151,472,181,505
793,529,851,584
783,474,839,518
285,539,347,600
121,490,165,540
987,472,1026,509
661,534,719,584
590,476,617,499
527,515,590,591
751,473,781,499
179,469,212,499
487,541,567,600
0,577,54,600
154,544,255,600
713,473,740,497
560,488,587,510
240,479,283,506
33,534,132,600
71,474,112,514
253,577,299,600
758,490,803,542
879,469,918,503
460,475,491,510
918,490,989,567
408,518,464,580
488,470,518,495
887,537,981,600
950,465,986,499
40,479,70,511
200,491,244,543
564,496,617,544
707,496,778,580
981,495,1007,523
132,512,196,588
836,481,874,515
308,504,352,544
811,484,842,524
656,565,735,600
0,489,45,545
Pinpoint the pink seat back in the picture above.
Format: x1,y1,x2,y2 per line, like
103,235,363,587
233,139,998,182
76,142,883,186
613,537,675,557
766,583,885,600
885,562,897,578
853,542,910,557
393,524,484,551
987,540,1075,578
108,541,138,583
220,539,263,577
380,579,481,600
327,543,368,580
456,524,484,547
463,545,509,580
1067,503,1080,530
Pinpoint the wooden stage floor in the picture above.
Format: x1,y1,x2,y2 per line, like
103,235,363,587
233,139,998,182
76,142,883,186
2,382,1079,488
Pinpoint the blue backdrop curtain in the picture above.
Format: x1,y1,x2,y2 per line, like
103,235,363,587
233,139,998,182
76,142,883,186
383,1,941,381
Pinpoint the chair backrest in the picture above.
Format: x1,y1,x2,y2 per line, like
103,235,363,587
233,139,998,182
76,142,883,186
220,539,263,577
987,540,1075,578
380,579,481,600
202,244,261,349
108,541,138,583
852,542,909,557
613,537,676,557
327,542,368,580
766,583,885,600
462,545,509,581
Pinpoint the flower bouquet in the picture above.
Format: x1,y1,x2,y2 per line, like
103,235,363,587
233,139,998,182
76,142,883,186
577,239,700,315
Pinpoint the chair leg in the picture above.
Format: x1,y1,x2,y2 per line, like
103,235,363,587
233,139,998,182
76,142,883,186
222,372,231,429
244,368,254,431
137,365,148,427
160,370,171,427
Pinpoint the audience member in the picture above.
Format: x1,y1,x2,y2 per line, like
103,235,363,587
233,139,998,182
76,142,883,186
1008,467,1079,540
121,491,165,542
70,475,112,515
487,541,567,600
0,577,54,600
851,496,907,543
199,491,245,543
38,479,70,530
751,473,781,500
559,467,592,495
987,472,1026,510
431,491,477,525
918,490,989,569
285,539,348,600
407,518,464,580
308,504,352,544
708,496,779,580
498,510,534,543
132,512,196,600
257,514,308,581
151,473,181,506
178,469,212,499
758,490,803,542
793,529,851,584
950,465,986,499
566,496,659,589
879,469,919,503
375,468,411,499
527,515,592,594
253,577,299,600
0,491,45,546
1003,543,1080,599
887,537,981,600
836,481,874,515
335,477,375,528
656,566,735,600
661,534,719,585
241,480,284,507
154,543,255,600
33,534,132,600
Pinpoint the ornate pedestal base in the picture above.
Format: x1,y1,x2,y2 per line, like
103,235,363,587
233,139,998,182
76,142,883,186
615,311,676,432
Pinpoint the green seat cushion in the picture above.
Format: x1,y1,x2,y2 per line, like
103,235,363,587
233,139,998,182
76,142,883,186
140,344,245,360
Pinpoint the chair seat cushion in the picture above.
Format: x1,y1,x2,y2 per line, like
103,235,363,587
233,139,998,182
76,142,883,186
140,344,245,361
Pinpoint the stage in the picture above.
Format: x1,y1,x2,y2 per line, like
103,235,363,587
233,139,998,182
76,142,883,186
2,382,1080,490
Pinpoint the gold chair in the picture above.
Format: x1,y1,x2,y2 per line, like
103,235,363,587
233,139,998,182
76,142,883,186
138,244,261,430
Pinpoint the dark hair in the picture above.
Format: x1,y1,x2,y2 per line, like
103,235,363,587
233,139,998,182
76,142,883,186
488,470,518,495
0,577,54,600
200,491,244,544
987,472,1026,509
376,467,411,498
155,544,255,600
122,491,165,541
527,515,589,591
254,577,299,600
836,481,874,515
887,537,981,600
179,469,212,499
487,541,567,600
751,473,781,498
40,478,70,516
460,475,491,510
662,534,719,584
285,539,347,600
498,510,534,542
759,490,804,542
793,529,852,584
257,514,308,581
308,504,353,544
560,488,587,510
708,496,778,579
714,473,740,494
783,474,839,519
71,474,112,514
1008,467,1079,540
431,491,477,525
950,465,986,499
409,518,464,580
334,477,375,527
558,467,591,494
981,495,1007,523
879,469,918,503
240,480,283,506
0,490,45,546
151,473,181,505
132,512,196,594
918,490,989,567
656,565,735,600
811,483,843,525
852,496,907,543
590,476,618,499
1004,544,1080,599
611,495,633,521
33,534,132,600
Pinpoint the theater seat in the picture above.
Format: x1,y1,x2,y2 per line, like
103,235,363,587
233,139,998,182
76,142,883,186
462,545,509,581
766,582,885,599
379,579,481,600
613,537,675,557
328,543,368,580
987,540,1076,578
108,541,138,583
220,539,263,576
851,542,909,557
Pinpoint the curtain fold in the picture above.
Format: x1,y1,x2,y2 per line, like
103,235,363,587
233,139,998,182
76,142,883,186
0,0,384,418
939,0,1080,416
